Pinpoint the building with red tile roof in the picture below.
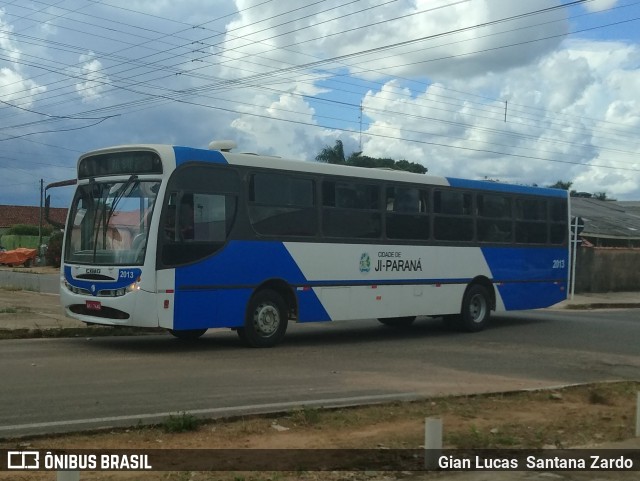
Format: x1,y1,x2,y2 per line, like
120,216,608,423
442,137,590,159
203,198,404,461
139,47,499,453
0,205,68,236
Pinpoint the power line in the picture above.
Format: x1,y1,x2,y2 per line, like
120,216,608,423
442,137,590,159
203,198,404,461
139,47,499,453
0,2,636,178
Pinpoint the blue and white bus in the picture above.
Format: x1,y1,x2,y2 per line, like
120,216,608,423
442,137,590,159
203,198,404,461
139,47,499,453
60,140,569,347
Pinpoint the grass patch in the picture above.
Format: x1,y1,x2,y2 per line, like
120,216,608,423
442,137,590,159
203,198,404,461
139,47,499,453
0,285,24,292
162,412,201,433
0,326,163,340
588,388,612,405
290,406,321,426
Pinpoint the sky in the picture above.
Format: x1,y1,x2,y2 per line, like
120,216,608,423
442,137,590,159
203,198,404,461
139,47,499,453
1,0,640,207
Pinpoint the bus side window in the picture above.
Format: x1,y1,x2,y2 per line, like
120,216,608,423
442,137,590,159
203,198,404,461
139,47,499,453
515,198,547,244
390,187,421,213
385,187,429,240
193,194,229,242
322,181,381,239
178,196,195,241
433,190,473,241
476,194,512,243
163,203,178,241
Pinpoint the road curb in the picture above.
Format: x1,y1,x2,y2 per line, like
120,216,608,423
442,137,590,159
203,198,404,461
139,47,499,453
563,303,640,310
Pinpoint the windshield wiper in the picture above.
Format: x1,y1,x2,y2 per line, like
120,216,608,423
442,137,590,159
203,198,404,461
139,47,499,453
106,175,139,226
91,175,139,262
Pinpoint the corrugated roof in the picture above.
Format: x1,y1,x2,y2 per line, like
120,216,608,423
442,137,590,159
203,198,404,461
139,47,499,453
571,198,640,239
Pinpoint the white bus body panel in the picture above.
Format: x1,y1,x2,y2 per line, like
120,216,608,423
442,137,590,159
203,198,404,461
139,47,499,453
285,242,505,320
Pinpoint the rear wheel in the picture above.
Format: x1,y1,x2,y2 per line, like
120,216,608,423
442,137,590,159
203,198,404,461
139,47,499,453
237,289,288,348
378,316,416,328
459,284,491,332
168,328,207,340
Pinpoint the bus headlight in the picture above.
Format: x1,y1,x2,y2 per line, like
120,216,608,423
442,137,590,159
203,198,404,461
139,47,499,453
125,279,141,294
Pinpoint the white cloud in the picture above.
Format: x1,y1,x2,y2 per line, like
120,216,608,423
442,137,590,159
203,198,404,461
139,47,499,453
2,0,640,205
0,68,46,108
0,9,20,64
0,9,46,108
74,52,110,102
354,37,640,199
211,2,640,199
217,0,568,83
231,92,325,159
583,0,619,13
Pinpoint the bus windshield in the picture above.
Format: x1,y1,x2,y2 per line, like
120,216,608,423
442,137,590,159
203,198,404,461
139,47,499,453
64,178,161,266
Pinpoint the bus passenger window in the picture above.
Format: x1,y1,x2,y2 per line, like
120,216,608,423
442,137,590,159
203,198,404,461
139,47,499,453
476,194,513,243
322,181,381,239
515,198,548,244
433,190,473,242
388,187,422,213
385,187,429,240
248,173,316,237
549,199,567,245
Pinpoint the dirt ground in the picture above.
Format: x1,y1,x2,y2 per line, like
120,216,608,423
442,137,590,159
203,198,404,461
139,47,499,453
1,379,638,480
0,288,70,329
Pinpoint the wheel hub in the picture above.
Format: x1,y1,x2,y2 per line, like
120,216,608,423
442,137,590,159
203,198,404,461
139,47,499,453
254,303,279,336
469,294,487,322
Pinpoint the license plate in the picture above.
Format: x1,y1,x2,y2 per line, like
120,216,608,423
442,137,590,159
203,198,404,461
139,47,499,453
86,300,102,311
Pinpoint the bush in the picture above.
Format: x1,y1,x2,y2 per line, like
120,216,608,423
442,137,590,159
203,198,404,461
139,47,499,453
162,412,200,433
7,224,52,236
45,231,64,267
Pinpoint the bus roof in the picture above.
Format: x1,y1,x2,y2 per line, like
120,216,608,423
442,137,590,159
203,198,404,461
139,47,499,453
79,144,568,199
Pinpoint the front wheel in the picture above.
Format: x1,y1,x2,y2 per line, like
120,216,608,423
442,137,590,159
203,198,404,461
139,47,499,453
237,289,288,348
459,284,491,332
168,328,207,340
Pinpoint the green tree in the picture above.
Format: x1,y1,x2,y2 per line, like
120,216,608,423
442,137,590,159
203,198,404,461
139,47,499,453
593,192,611,201
315,140,427,173
45,231,63,268
548,180,573,190
394,159,427,174
315,140,346,164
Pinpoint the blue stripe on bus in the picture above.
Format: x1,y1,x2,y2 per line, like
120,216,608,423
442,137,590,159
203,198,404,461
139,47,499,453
493,281,567,310
172,241,331,330
446,178,567,198
173,146,228,166
481,246,568,310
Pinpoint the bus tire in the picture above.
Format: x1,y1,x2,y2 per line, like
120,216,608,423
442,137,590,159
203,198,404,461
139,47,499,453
168,328,207,340
238,289,288,348
378,316,416,328
459,284,491,332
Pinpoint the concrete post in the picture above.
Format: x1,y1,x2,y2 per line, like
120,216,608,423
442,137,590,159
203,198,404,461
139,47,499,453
424,417,442,470
57,471,80,481
636,391,640,438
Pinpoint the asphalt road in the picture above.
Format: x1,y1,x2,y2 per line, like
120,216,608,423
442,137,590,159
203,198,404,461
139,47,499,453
1,309,638,438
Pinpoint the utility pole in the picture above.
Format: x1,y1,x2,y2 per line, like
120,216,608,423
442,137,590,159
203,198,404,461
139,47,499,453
359,101,363,151
38,178,43,262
